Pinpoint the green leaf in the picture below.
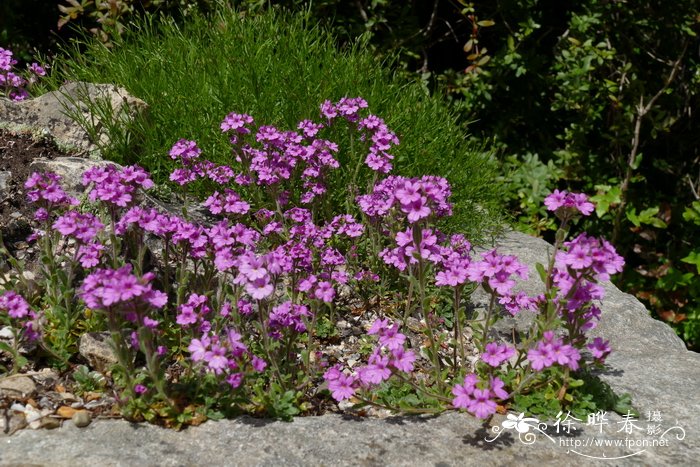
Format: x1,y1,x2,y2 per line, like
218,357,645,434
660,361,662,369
535,262,547,282
0,341,15,355
590,185,621,217
681,251,700,273
568,378,585,388
630,153,643,170
626,208,641,227
683,201,700,226
613,393,638,417
628,207,668,229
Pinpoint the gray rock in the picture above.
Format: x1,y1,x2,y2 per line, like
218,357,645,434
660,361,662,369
0,171,11,201
0,375,36,398
79,332,118,373
0,81,147,156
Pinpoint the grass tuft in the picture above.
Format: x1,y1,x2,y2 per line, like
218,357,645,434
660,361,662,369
48,5,503,240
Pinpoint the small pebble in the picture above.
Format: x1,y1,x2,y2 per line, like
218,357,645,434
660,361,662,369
72,411,91,428
56,406,78,419
41,418,61,430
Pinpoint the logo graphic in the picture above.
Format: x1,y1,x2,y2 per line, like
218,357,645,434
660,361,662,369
485,410,686,460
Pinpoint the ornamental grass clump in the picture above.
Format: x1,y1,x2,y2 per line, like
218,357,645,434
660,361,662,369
0,98,630,424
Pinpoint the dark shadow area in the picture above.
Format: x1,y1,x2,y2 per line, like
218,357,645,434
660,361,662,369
462,422,515,450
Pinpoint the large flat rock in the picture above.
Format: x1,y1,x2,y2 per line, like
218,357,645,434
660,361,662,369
1,230,697,466
0,82,147,156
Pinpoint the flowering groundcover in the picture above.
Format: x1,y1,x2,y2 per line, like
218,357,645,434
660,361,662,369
0,91,633,426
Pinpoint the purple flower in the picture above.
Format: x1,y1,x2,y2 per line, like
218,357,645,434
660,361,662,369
204,343,229,375
134,384,147,395
252,356,267,372
25,172,77,207
320,100,338,120
169,139,202,162
79,265,166,310
452,375,478,409
357,351,392,385
268,301,311,334
221,112,254,134
368,318,390,336
481,342,516,367
587,337,611,361
544,190,595,217
314,281,335,303
29,62,46,76
468,388,498,419
0,291,31,319
328,373,357,401
0,48,16,71
246,277,274,300
377,323,406,350
176,306,198,326
53,211,104,242
527,343,554,371
390,347,416,373
490,376,509,400
82,164,153,207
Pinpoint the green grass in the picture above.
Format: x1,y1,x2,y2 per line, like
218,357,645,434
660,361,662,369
48,4,503,240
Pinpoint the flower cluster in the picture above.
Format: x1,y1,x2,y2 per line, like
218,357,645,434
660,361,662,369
79,265,167,312
527,331,581,371
82,164,154,207
0,47,45,101
323,319,416,401
10,97,629,423
204,189,251,216
380,227,443,272
357,175,452,222
188,328,266,388
176,293,211,327
268,301,311,338
435,234,473,287
544,189,595,219
0,291,41,342
481,342,516,367
452,374,509,419
547,233,624,343
169,139,235,186
52,210,106,268
25,172,78,210
466,249,529,298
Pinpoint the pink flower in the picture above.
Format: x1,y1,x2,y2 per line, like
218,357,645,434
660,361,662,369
188,336,210,362
452,375,476,409
314,281,335,303
390,347,416,373
587,337,611,361
246,278,274,300
490,376,509,400
221,112,254,133
328,373,357,401
468,388,498,419
481,342,516,367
